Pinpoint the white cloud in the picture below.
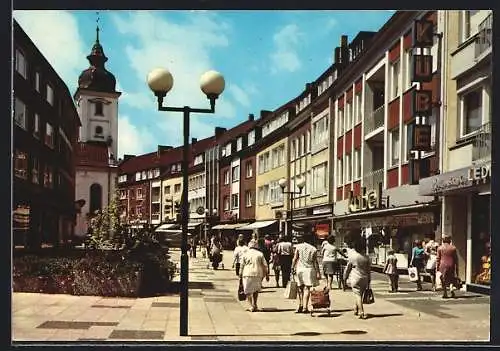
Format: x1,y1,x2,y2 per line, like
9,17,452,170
269,24,304,74
118,115,156,158
228,83,250,107
110,11,238,139
13,10,87,95
116,80,153,109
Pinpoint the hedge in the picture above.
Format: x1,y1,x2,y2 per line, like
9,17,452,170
13,249,176,297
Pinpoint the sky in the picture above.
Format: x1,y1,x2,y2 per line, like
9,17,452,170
13,10,395,159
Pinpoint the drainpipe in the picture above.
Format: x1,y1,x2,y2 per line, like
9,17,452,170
438,11,447,238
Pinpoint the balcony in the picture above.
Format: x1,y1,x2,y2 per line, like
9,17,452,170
363,168,384,191
364,105,385,137
475,13,492,60
472,122,491,162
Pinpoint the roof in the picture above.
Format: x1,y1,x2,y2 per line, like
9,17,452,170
216,119,257,146
75,142,110,167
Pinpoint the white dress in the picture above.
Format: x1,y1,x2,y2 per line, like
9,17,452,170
295,243,319,287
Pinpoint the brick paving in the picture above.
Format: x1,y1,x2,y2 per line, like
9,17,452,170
12,249,490,342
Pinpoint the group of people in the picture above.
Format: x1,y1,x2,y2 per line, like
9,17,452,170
231,231,373,319
384,234,460,299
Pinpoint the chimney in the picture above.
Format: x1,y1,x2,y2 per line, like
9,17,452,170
305,82,312,91
215,127,227,139
334,47,341,65
339,35,349,65
157,145,173,157
191,138,197,144
248,113,255,121
260,110,272,119
341,35,348,47
123,154,135,161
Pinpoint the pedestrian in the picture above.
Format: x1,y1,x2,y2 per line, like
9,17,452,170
188,238,193,258
384,249,399,293
211,238,223,270
232,239,248,276
292,233,321,313
343,237,371,319
239,240,269,312
436,235,460,299
320,235,346,290
424,235,439,291
409,240,425,291
192,235,198,258
248,232,258,247
262,234,272,266
271,238,281,287
277,235,293,288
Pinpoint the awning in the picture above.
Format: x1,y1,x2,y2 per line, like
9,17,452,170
188,222,203,229
155,223,178,232
236,220,277,230
157,229,191,236
212,223,250,230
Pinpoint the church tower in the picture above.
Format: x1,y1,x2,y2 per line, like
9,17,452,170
74,17,121,237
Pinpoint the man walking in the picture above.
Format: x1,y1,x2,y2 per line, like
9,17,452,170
277,235,293,288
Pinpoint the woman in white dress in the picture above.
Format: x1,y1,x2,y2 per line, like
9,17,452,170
292,234,321,313
239,241,269,312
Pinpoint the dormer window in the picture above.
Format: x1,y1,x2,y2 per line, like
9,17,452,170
95,102,104,116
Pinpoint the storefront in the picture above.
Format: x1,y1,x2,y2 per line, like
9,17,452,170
419,162,491,292
289,204,334,247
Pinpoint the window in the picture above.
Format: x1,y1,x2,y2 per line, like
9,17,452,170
459,11,472,43
312,116,329,151
258,184,270,205
33,113,40,138
245,161,253,178
14,98,27,130
291,140,297,161
31,157,39,184
14,150,28,179
35,71,40,92
224,170,230,184
312,163,327,195
137,188,143,199
164,185,171,194
231,194,239,209
269,180,283,203
118,175,127,183
135,172,141,181
232,165,240,182
390,128,400,166
174,184,181,193
223,196,230,210
272,147,279,168
153,169,160,178
45,123,54,148
46,84,54,105
248,130,255,146
300,135,305,156
245,190,252,207
403,124,409,162
147,170,153,179
345,102,352,131
306,130,311,152
258,152,270,174
237,137,243,151
95,102,103,116
194,154,203,166
337,158,343,185
355,93,362,124
391,60,400,99
43,165,53,188
404,49,413,90
119,190,127,200
338,109,344,135
225,143,232,157
354,149,361,179
136,206,142,216
461,89,482,136
94,125,104,138
15,49,27,79
296,138,301,159
345,153,352,182
141,171,146,180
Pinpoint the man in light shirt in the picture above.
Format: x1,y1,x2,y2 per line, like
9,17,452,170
277,235,293,288
233,239,248,276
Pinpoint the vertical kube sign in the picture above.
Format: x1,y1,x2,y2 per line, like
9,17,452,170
412,89,433,117
412,55,433,82
413,19,434,48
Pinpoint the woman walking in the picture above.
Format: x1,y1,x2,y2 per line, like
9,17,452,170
271,238,281,287
232,239,248,276
410,240,425,291
292,234,321,313
320,235,345,290
343,238,371,319
384,249,399,293
239,241,269,312
436,235,459,299
424,236,439,291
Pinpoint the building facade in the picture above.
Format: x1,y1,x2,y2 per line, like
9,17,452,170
74,24,121,236
419,10,492,292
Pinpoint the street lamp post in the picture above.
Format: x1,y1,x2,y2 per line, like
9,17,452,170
279,177,306,238
147,68,225,337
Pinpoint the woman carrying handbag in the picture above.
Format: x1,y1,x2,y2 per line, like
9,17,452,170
343,238,371,320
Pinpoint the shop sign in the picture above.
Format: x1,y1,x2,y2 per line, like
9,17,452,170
348,186,380,213
468,164,491,183
410,124,432,151
412,55,433,83
412,90,433,118
292,208,309,218
315,223,330,239
418,167,473,195
413,19,434,48
312,204,333,215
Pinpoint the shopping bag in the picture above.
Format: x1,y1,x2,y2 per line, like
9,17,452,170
426,255,437,270
284,277,298,299
435,271,443,290
237,278,246,301
408,266,419,282
362,287,375,304
310,287,330,309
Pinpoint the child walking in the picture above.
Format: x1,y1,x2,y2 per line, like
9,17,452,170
384,250,399,293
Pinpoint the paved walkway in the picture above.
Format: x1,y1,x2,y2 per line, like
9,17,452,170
12,249,490,342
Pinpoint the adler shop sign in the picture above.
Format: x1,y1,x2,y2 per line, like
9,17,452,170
348,187,380,213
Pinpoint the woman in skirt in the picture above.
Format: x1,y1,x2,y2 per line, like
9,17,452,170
239,240,269,312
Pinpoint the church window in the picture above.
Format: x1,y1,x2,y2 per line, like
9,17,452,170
89,183,102,214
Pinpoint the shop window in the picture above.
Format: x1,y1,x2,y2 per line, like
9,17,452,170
14,150,28,179
89,183,102,214
471,194,491,286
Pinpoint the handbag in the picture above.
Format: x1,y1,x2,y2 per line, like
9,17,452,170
408,266,419,282
284,275,298,300
435,271,443,290
237,278,246,301
310,287,330,309
362,287,375,304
